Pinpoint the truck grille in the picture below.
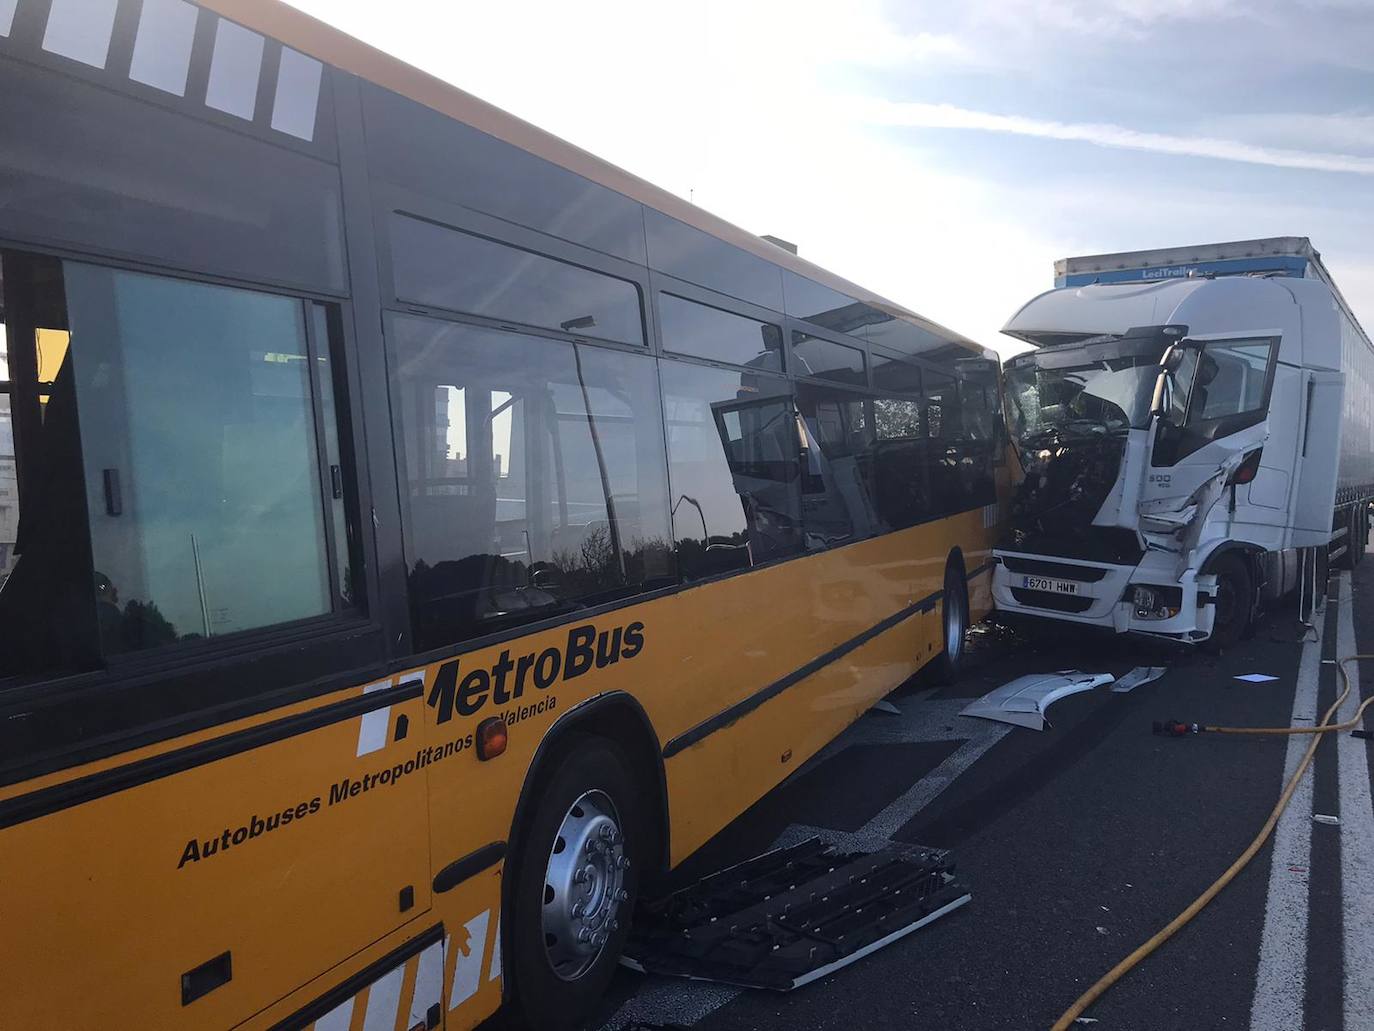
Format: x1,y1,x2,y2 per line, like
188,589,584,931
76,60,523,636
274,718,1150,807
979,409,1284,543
1000,556,1109,583
1009,587,1094,614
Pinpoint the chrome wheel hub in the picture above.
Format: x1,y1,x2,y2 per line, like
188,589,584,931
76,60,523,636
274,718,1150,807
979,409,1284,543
541,789,630,981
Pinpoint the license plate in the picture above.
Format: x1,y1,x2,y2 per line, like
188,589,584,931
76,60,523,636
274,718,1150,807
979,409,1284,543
1022,575,1081,595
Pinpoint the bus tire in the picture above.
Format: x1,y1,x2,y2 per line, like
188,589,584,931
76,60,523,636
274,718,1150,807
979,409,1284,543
1205,552,1253,652
508,735,644,1030
931,555,969,683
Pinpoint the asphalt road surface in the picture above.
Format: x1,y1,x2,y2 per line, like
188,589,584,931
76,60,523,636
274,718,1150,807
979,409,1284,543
583,560,1374,1031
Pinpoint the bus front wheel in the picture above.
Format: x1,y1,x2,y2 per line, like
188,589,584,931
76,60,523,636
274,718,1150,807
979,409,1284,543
931,556,969,682
509,735,644,1030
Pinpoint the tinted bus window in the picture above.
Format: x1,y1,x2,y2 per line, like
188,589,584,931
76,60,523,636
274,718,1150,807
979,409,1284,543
390,215,645,346
873,397,931,529
659,361,802,580
795,382,883,547
389,315,673,650
872,352,923,395
659,294,784,373
790,331,866,386
0,256,346,678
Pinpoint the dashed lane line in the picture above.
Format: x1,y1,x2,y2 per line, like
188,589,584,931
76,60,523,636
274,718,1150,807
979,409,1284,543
598,699,1008,1030
1249,594,1322,1031
1335,573,1374,1028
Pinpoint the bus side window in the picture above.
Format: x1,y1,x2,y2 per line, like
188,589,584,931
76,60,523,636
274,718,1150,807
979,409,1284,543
659,359,802,580
389,315,674,651
794,381,884,547
0,253,358,682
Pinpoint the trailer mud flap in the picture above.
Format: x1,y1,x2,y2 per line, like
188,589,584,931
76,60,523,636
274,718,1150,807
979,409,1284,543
621,838,969,990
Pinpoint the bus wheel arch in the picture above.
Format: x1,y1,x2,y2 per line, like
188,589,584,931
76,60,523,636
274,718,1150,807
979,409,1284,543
499,693,668,1023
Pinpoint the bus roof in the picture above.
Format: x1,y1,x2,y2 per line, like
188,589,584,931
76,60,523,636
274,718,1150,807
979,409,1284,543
200,0,981,355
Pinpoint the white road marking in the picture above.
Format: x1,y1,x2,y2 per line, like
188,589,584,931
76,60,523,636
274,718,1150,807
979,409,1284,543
600,697,1007,1029
1249,594,1323,1031
1335,573,1374,1028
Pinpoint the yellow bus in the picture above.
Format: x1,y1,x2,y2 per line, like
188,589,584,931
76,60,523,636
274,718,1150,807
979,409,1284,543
0,2,1007,1028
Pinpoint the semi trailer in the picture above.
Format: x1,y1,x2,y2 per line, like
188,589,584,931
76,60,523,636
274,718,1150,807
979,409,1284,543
991,238,1374,647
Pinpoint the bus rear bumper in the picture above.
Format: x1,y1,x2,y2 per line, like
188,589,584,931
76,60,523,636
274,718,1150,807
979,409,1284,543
991,551,1217,642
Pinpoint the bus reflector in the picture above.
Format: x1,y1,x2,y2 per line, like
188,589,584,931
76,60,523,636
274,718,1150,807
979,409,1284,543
477,718,508,760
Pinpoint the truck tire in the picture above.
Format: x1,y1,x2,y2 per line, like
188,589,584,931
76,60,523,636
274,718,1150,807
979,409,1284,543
1206,552,1254,652
508,736,644,1030
931,556,969,682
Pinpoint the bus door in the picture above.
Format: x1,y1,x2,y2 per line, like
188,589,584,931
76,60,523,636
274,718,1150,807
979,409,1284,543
0,251,433,1031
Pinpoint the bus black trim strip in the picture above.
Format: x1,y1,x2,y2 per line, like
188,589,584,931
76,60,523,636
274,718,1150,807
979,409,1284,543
266,923,445,1031
0,682,422,831
662,588,943,758
434,841,507,893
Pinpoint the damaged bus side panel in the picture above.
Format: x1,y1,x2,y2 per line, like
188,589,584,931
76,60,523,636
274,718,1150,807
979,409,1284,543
992,239,1374,647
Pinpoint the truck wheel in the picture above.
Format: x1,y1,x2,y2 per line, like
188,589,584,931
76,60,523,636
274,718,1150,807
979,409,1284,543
1206,552,1253,652
508,736,643,1030
931,556,969,682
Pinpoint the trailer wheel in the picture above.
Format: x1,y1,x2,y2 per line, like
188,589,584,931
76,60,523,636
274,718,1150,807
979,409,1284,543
1206,552,1254,652
508,736,643,1030
931,555,969,682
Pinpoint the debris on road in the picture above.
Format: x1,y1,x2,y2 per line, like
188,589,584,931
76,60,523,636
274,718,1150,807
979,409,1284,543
1313,814,1341,825
959,671,1115,730
1235,673,1280,683
1112,666,1167,693
622,837,969,990
870,699,902,715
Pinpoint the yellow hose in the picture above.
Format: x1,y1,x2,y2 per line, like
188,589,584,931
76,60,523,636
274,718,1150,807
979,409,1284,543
1050,655,1374,1031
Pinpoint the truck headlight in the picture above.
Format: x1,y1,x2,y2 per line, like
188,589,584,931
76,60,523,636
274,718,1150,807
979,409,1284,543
1130,585,1181,620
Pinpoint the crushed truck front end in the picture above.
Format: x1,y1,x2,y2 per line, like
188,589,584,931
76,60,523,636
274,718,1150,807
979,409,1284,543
991,272,1327,646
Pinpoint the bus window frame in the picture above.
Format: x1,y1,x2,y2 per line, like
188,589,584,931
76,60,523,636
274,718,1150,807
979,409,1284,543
646,271,789,371
0,241,388,786
373,183,652,351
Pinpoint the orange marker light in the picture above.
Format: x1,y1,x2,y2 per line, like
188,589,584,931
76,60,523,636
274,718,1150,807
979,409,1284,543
476,717,508,761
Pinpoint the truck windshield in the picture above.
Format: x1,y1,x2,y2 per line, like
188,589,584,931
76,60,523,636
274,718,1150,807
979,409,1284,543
1005,339,1167,439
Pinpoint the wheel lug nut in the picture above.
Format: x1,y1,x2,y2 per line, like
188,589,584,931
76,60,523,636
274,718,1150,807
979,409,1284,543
571,901,585,918
616,888,629,902
578,928,593,943
600,825,614,840
616,856,631,870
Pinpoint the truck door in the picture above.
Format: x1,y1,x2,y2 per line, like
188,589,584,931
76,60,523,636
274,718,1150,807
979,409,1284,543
1291,369,1345,545
1141,336,1280,540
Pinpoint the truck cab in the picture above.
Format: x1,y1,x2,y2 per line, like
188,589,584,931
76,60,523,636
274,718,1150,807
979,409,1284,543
992,269,1355,646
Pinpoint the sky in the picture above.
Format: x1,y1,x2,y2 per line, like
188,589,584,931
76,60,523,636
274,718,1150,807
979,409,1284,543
287,0,1374,357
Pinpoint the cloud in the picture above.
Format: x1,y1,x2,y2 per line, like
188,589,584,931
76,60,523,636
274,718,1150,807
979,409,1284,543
855,99,1374,175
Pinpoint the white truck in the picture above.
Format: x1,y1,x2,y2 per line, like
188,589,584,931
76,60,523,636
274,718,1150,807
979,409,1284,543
991,237,1374,647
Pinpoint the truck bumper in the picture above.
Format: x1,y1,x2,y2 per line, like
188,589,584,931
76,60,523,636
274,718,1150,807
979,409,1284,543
991,550,1218,642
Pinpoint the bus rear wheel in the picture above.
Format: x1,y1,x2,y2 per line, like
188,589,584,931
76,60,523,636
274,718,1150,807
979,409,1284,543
509,736,643,1030
931,556,969,682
